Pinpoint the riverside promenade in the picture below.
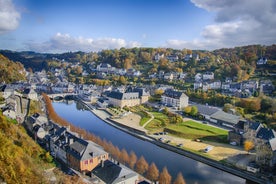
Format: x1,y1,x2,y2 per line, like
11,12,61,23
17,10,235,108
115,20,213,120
76,99,271,184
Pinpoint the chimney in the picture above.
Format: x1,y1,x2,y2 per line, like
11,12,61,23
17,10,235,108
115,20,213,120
65,135,68,143
101,160,104,168
66,125,70,131
69,138,74,145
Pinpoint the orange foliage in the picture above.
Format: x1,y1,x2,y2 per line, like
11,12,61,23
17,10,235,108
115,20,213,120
42,93,175,179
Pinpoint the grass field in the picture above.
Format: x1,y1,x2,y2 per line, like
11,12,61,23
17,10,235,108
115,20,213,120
140,116,151,126
165,120,228,143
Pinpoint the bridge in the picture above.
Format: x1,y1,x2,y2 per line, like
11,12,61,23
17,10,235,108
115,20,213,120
47,93,77,99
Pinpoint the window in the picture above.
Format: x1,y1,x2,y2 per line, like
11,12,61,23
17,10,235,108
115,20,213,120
90,159,93,163
84,160,88,165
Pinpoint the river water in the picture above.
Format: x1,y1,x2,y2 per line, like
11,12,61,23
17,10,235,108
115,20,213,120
53,101,245,184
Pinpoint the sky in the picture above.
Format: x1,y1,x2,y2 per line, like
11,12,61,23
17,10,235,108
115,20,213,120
0,0,276,53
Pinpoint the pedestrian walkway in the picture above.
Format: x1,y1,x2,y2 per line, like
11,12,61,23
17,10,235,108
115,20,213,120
142,111,154,128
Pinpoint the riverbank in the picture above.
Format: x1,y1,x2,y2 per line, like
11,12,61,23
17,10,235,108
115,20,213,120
76,99,269,184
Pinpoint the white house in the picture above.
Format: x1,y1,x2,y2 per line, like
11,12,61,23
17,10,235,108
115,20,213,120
164,73,174,81
161,89,189,109
195,73,202,82
202,72,214,80
166,55,179,62
154,53,165,61
257,57,267,65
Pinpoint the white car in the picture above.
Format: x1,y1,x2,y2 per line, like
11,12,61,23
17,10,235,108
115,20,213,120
230,142,237,146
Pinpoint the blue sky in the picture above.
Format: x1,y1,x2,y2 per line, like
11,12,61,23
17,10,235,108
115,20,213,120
0,0,276,53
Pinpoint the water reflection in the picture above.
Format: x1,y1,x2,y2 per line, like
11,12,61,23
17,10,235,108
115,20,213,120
52,101,245,183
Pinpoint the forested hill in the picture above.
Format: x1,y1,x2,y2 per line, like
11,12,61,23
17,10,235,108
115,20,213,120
1,44,276,78
0,54,26,83
0,112,86,184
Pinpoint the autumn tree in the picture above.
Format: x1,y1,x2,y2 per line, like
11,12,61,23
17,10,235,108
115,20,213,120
190,106,198,116
170,114,183,124
183,106,192,114
129,151,137,169
146,162,159,182
154,89,164,97
119,75,127,85
135,156,149,175
124,58,132,69
140,51,152,63
158,167,172,184
159,58,169,70
119,149,129,165
174,172,186,184
244,140,254,153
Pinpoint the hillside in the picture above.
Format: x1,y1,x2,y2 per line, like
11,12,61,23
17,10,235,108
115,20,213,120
0,44,275,85
0,112,52,183
0,54,26,83
0,112,85,184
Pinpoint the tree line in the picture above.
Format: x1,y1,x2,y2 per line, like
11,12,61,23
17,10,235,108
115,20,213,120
42,93,186,183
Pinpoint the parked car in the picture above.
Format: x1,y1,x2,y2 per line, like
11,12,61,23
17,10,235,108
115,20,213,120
230,141,237,146
194,139,202,142
159,138,165,142
204,146,213,153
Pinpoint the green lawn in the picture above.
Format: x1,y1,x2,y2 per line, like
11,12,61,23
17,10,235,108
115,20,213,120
134,105,228,143
151,112,168,120
145,118,164,132
166,120,228,143
140,116,151,126
144,112,169,131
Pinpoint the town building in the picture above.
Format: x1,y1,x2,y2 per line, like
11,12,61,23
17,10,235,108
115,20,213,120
202,72,214,80
154,53,164,61
256,57,267,65
166,55,179,62
106,88,149,108
67,139,109,173
161,89,188,109
91,160,140,184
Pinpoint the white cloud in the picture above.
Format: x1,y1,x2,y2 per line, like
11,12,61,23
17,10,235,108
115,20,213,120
166,0,276,50
26,33,141,53
0,0,20,34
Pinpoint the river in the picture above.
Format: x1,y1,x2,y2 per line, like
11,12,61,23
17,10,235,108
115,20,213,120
53,100,245,184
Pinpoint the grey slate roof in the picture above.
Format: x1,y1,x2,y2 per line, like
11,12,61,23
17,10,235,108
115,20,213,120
107,91,139,100
195,104,220,116
92,160,137,184
163,89,186,99
210,111,240,125
68,139,88,160
68,139,106,161
256,128,276,141
249,122,262,130
133,88,149,97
